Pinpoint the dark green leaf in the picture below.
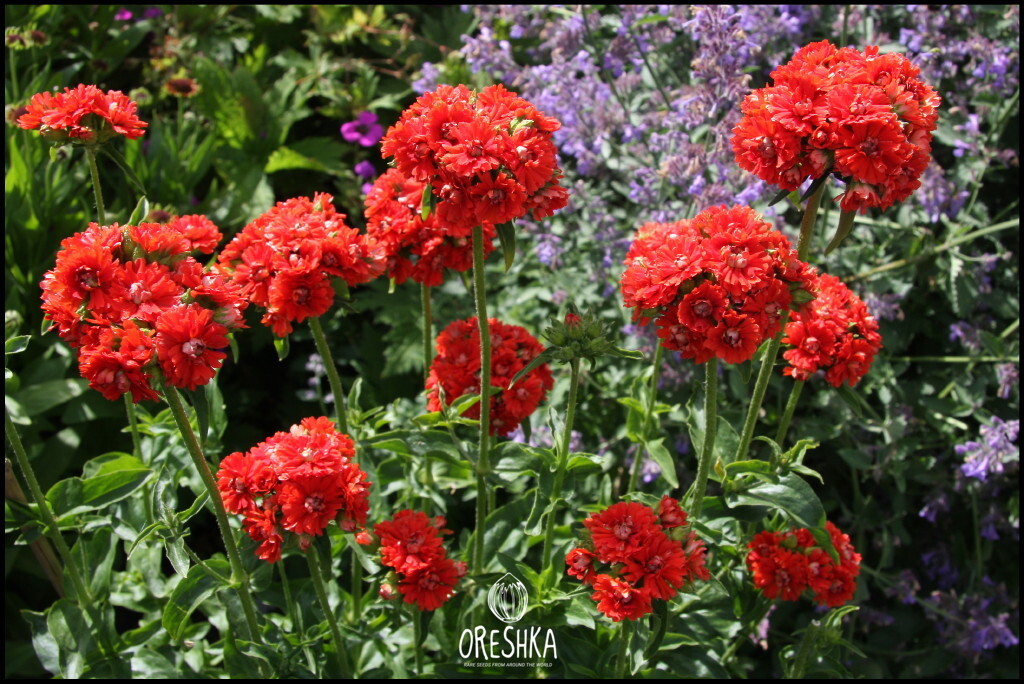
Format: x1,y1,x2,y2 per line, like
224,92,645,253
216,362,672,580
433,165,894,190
126,195,150,225
646,438,678,488
497,221,516,271
824,208,857,255
47,453,152,518
162,558,232,641
165,538,190,578
725,473,826,530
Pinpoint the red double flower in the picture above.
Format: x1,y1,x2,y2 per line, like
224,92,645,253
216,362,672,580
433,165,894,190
732,41,940,213
621,205,813,365
567,497,710,622
216,416,371,563
380,84,568,235
41,218,245,400
373,510,464,611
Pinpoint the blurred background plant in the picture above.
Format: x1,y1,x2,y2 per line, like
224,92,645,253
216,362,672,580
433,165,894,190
5,4,1018,679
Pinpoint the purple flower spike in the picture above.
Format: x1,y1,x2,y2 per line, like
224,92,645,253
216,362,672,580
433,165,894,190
340,111,383,147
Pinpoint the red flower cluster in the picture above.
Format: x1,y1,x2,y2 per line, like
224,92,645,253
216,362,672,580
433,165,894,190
216,416,371,563
566,497,710,622
40,217,246,401
426,317,553,436
364,167,497,286
620,205,812,364
18,83,148,143
380,84,568,235
215,193,385,337
746,521,861,608
782,272,882,387
373,510,464,611
732,41,940,213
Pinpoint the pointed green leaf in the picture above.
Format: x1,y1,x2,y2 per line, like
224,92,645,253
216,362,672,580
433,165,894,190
824,208,857,255
508,347,558,389
126,195,151,226
497,221,516,272
767,186,792,207
5,335,30,355
420,183,434,220
162,558,231,640
273,335,289,361
645,438,679,488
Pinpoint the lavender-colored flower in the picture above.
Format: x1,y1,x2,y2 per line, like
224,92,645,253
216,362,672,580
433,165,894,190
142,7,163,19
412,62,442,95
996,363,1018,399
956,416,1020,481
863,291,905,322
340,111,383,147
921,546,958,590
927,581,1019,659
948,321,982,353
919,490,951,523
884,569,921,605
354,160,376,180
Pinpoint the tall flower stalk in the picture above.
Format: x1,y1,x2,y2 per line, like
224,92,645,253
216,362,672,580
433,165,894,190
164,387,264,643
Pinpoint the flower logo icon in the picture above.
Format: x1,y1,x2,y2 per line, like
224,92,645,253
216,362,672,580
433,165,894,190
487,573,528,623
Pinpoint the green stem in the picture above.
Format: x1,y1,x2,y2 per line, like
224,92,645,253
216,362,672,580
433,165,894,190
350,546,362,623
471,223,493,573
413,606,425,676
163,387,263,644
628,344,664,493
735,184,823,462
788,618,821,679
306,549,353,679
774,380,805,448
5,409,92,604
541,358,581,580
84,146,107,225
309,317,349,435
278,562,303,632
690,358,718,519
421,283,433,383
615,619,634,678
184,544,231,584
849,219,1018,282
124,394,141,458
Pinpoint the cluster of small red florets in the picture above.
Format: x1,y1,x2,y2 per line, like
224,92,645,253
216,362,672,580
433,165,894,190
372,510,466,611
566,497,710,622
746,521,861,608
216,416,371,564
426,317,553,436
620,205,813,364
732,40,940,213
782,272,882,387
18,83,148,143
364,167,497,286
380,84,568,234
40,217,246,401
215,193,385,337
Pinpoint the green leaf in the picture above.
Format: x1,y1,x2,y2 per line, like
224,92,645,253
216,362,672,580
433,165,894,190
824,208,857,255
607,346,645,361
162,558,232,641
165,537,190,578
509,347,558,389
126,195,151,226
45,599,89,678
724,459,775,478
21,609,60,676
273,335,290,361
101,145,148,196
5,335,30,355
767,186,793,207
47,453,153,518
725,473,826,530
420,182,434,220
645,438,678,488
14,378,87,416
497,221,516,272
131,648,188,679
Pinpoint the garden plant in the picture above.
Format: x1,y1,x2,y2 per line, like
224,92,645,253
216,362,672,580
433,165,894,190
4,5,1019,679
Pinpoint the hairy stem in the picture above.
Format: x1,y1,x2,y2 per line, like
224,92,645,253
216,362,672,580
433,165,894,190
471,224,493,572
691,358,719,519
309,317,349,435
306,548,353,678
541,358,581,581
628,344,665,492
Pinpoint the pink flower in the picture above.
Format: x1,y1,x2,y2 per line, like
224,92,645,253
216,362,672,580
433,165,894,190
341,111,383,147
